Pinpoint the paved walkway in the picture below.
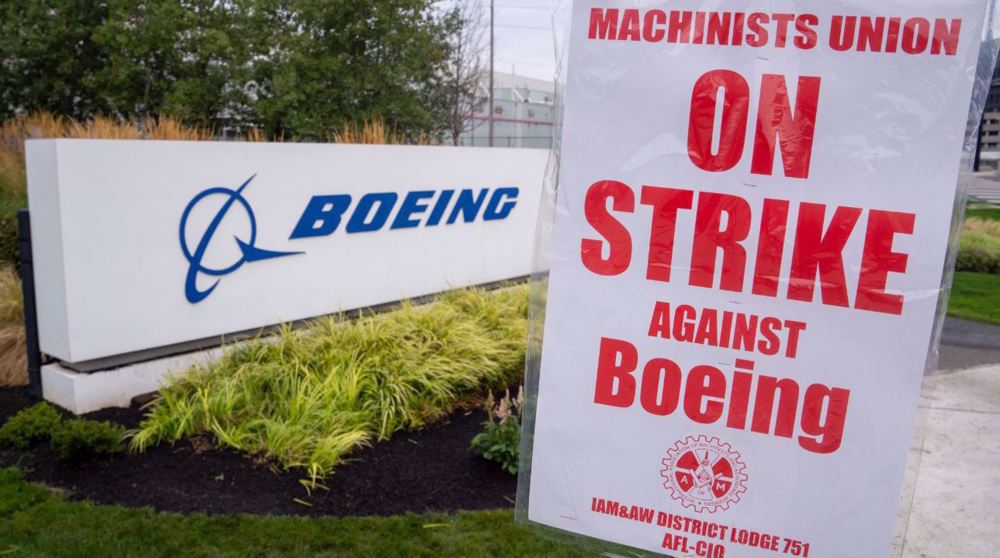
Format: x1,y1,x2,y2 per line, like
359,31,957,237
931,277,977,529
968,173,1000,204
895,344,1000,558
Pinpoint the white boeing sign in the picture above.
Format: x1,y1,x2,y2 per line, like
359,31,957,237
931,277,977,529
26,140,545,365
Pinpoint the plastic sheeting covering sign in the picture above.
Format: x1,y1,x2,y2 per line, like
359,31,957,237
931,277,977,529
522,1,992,557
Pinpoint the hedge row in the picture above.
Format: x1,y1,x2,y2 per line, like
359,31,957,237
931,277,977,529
956,231,1000,274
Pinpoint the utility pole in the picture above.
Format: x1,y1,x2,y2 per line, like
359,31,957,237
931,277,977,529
489,0,495,147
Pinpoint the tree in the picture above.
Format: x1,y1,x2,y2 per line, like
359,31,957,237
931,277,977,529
93,0,255,127
440,0,487,146
251,0,453,140
0,0,110,120
0,0,458,140
0,0,255,127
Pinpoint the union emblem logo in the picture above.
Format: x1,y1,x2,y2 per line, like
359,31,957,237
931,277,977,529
660,435,748,513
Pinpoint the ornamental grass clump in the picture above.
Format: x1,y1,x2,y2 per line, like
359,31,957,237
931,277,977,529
0,265,25,387
132,286,529,483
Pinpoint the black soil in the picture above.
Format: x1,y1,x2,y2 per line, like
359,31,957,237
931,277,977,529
0,387,517,517
0,386,32,425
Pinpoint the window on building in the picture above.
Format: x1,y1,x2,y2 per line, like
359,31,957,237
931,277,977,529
494,106,503,115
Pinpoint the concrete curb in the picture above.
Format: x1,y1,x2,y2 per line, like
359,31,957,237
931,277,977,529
941,317,1000,351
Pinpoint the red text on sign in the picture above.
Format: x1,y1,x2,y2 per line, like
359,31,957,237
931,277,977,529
593,338,850,454
587,8,964,57
688,71,821,179
580,181,916,316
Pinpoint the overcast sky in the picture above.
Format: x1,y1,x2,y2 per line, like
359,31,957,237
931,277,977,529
440,0,559,82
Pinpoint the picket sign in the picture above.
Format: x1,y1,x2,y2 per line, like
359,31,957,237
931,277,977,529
520,1,992,557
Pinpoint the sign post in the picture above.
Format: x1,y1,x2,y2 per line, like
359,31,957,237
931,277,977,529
518,1,999,556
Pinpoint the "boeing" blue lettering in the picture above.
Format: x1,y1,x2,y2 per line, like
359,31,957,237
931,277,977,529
290,187,519,239
181,182,519,304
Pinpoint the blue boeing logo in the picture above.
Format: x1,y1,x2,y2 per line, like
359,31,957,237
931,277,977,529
180,174,520,304
180,175,302,304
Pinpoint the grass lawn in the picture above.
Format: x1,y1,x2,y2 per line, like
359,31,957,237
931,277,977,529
948,272,1000,325
0,468,590,558
951,204,1000,325
966,205,1000,222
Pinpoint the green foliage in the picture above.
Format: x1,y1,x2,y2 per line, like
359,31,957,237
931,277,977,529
966,205,1000,222
0,0,456,138
50,419,125,461
949,272,1000,325
0,215,21,265
255,0,452,140
471,419,521,475
0,467,591,557
0,0,253,125
0,403,125,460
92,0,256,127
133,286,529,483
0,204,20,266
0,141,27,265
957,214,1000,275
0,1,110,119
0,403,62,449
470,388,523,475
956,232,1000,274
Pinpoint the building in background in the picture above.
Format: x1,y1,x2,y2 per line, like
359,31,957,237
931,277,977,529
977,65,1000,170
459,72,555,149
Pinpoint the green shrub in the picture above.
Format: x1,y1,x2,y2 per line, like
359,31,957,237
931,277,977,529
471,388,523,475
0,148,27,266
0,209,20,265
956,232,1000,274
50,419,125,461
0,403,62,449
133,286,529,483
0,403,126,460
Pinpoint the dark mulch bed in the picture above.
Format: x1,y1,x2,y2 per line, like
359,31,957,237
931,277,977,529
0,386,33,425
0,386,517,517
